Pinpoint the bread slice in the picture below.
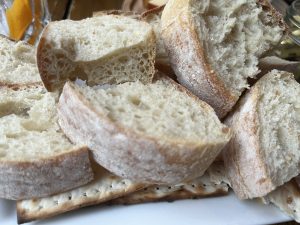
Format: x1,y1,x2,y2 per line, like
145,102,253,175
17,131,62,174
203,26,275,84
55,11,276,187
109,162,229,205
161,0,286,118
57,75,231,184
0,84,93,200
92,8,173,77
37,15,156,92
223,70,300,199
263,178,300,222
0,36,41,87
17,163,145,224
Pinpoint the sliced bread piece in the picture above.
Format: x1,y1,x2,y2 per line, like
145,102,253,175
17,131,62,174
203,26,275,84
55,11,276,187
109,162,229,205
161,0,286,118
92,8,174,78
223,70,300,199
0,84,93,200
0,36,41,87
37,15,156,92
17,163,145,224
57,75,231,184
263,178,300,222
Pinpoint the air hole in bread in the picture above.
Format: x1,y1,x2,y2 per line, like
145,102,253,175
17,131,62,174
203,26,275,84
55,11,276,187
128,96,141,106
0,102,30,118
83,193,87,197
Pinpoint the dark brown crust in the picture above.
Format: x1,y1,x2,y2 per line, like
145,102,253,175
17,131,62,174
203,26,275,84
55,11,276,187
0,147,94,200
36,26,55,92
257,0,288,35
141,5,164,18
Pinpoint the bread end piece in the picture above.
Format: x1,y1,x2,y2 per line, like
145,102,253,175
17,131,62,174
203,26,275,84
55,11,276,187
223,70,300,199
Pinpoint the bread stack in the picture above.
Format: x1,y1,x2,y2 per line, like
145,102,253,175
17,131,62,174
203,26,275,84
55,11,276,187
1,0,300,223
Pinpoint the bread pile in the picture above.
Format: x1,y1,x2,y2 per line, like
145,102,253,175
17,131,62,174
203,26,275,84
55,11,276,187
0,0,299,223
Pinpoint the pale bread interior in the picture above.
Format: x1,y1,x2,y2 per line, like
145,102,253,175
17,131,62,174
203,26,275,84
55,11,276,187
73,78,229,144
0,36,41,85
258,70,300,185
143,8,168,60
0,86,76,161
192,0,283,95
40,15,156,87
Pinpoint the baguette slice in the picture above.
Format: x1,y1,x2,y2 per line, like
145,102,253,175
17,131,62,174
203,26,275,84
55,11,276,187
223,70,300,199
161,0,286,118
263,178,300,222
0,36,41,87
17,163,145,224
58,75,231,184
37,15,156,92
0,84,93,200
109,162,229,205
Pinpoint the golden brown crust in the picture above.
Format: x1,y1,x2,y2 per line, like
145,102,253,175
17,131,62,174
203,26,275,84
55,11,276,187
57,77,231,184
0,147,94,200
141,5,164,18
36,27,53,91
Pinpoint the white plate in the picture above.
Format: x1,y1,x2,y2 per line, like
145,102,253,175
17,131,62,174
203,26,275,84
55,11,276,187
0,191,291,225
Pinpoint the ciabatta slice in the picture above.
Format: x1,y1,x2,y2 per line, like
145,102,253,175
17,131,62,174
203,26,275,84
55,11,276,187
37,15,156,91
58,75,231,184
161,0,286,118
223,70,300,199
0,85,93,200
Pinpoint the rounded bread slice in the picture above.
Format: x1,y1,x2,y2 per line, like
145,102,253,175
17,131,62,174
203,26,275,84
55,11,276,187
57,75,231,184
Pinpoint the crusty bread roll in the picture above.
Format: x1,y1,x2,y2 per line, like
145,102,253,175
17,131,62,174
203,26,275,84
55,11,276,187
57,75,231,184
223,70,300,199
0,84,93,200
37,15,156,91
161,0,286,118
